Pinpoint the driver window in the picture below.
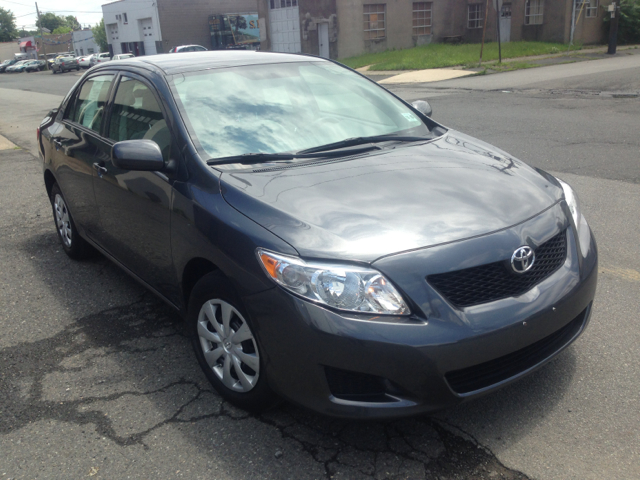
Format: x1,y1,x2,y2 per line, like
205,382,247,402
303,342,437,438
108,77,171,162
65,74,114,133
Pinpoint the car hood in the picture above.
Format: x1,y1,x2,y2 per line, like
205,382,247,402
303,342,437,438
220,131,563,263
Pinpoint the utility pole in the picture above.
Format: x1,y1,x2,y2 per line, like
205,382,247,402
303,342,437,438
35,2,48,70
607,1,620,55
570,0,577,45
495,0,502,63
479,0,491,66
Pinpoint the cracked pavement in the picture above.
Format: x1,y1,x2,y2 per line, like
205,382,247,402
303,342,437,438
1,58,640,479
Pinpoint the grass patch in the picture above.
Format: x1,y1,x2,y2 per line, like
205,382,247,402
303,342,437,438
340,42,581,71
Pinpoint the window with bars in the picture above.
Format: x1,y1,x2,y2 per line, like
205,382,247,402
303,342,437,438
525,0,544,25
468,4,483,29
586,0,599,18
364,4,386,40
413,2,433,35
269,0,298,8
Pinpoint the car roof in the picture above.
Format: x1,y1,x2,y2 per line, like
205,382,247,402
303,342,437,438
97,50,324,75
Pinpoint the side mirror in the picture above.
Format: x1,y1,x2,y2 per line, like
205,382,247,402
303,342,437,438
411,100,432,118
112,140,165,171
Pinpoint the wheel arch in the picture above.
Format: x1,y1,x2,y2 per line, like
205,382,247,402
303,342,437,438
182,257,219,311
44,169,57,198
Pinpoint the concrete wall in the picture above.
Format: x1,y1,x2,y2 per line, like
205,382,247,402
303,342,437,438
72,30,100,57
156,0,258,53
0,42,20,62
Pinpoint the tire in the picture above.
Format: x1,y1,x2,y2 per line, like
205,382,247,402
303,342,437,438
188,271,277,412
50,183,93,259
52,69,56,74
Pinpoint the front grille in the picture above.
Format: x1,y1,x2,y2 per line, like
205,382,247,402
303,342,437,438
427,230,567,308
445,306,588,395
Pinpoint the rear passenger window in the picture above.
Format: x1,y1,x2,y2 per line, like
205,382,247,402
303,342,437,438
108,77,171,161
65,75,114,133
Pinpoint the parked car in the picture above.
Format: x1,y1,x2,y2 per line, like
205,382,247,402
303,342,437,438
39,51,598,419
48,54,71,68
90,52,111,66
112,53,135,60
1,58,21,72
5,60,30,73
169,45,207,53
78,55,94,69
51,56,79,74
22,60,45,72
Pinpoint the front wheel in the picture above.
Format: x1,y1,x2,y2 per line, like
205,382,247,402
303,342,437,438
188,271,277,412
50,183,94,259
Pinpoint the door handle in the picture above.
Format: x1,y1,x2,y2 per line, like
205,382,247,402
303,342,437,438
93,162,107,177
53,139,63,151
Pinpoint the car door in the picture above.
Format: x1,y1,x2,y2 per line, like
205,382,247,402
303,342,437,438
92,73,176,300
50,73,115,237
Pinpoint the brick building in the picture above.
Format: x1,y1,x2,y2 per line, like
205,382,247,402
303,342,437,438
256,0,612,59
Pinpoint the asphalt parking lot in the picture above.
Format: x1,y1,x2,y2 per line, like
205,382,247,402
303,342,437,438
0,56,639,479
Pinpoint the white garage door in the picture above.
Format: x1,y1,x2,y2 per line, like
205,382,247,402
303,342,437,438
140,18,157,56
269,1,301,53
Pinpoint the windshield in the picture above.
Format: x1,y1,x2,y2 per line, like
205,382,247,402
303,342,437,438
171,61,432,160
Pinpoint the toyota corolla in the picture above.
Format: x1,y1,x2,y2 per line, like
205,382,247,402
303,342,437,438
39,51,597,418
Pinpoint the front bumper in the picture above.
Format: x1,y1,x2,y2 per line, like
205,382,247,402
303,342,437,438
244,205,598,419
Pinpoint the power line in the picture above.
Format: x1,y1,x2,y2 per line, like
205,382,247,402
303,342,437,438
0,0,33,7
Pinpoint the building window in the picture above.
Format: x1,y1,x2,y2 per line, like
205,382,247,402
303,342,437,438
468,4,483,29
123,13,128,24
269,0,298,8
364,4,386,40
586,0,598,18
413,2,432,35
524,0,544,25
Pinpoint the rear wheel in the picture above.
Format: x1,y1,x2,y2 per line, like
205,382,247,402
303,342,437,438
188,271,277,412
50,183,94,259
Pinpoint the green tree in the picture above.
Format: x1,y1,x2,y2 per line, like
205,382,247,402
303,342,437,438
36,12,65,32
0,7,18,42
17,28,38,37
92,19,108,53
604,0,640,44
52,26,72,35
65,15,81,31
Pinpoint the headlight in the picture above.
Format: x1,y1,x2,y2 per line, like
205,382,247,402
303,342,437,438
256,249,410,315
557,179,591,255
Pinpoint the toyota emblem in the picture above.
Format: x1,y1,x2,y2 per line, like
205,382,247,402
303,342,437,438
511,246,535,273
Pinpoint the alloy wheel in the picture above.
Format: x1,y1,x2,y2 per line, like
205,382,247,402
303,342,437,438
197,299,260,392
54,193,72,247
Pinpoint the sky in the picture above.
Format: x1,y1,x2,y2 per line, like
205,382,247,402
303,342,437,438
1,0,106,30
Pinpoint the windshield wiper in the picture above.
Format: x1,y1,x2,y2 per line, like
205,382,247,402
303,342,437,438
207,145,381,166
297,134,431,155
